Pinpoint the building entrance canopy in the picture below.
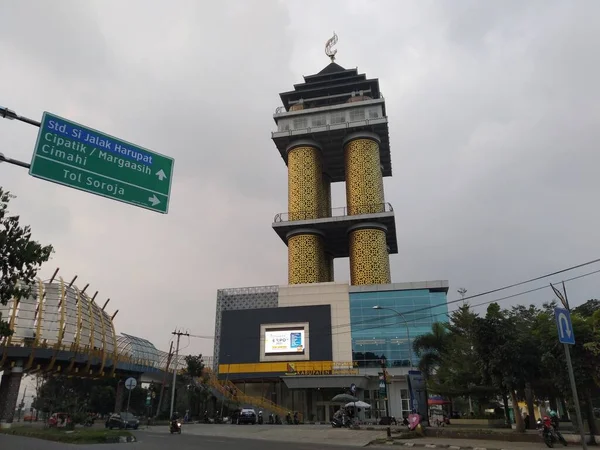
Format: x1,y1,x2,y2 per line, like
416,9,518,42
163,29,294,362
282,374,369,390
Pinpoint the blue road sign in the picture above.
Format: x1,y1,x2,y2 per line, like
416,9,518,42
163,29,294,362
555,307,575,345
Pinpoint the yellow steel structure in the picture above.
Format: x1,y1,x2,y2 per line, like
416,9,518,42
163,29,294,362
0,275,190,377
204,368,298,421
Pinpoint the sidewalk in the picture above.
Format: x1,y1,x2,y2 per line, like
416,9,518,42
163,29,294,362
370,437,587,450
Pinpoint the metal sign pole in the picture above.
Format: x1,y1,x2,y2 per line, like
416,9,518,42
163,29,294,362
551,283,587,450
563,343,587,450
126,388,132,413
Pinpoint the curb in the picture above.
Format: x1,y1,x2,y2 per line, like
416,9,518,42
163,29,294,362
105,435,138,444
370,440,510,450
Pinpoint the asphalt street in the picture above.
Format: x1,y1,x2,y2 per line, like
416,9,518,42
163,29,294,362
0,431,369,450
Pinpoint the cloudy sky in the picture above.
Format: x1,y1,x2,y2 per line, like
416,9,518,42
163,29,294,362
1,0,599,358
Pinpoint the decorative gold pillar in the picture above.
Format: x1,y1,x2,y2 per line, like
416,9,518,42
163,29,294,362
348,223,391,285
344,133,385,215
287,141,325,221
287,230,326,284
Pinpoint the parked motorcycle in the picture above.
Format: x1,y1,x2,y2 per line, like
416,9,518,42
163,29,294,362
258,411,264,424
170,419,182,434
537,417,567,448
268,413,275,424
331,411,351,428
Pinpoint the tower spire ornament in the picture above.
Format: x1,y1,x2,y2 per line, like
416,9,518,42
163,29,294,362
325,32,338,62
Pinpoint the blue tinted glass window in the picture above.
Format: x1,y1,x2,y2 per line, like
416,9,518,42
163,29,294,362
350,288,448,368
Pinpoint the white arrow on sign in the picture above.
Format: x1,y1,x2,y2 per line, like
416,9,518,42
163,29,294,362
156,169,166,181
558,312,572,338
148,195,160,206
125,377,137,390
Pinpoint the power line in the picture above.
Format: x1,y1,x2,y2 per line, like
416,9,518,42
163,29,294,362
191,265,600,344
344,267,600,337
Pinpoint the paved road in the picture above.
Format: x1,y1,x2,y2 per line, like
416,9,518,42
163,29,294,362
144,423,382,446
0,431,370,449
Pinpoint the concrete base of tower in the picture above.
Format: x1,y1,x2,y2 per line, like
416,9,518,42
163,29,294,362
348,223,391,285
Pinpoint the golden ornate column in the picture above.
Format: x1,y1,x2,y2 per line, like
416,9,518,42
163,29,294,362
288,141,325,221
286,139,329,284
344,132,391,285
348,223,391,285
344,133,385,215
287,229,326,284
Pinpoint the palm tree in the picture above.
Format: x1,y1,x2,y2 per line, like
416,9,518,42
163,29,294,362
412,322,450,378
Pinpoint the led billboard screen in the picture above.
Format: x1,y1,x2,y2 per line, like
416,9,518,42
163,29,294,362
264,328,305,354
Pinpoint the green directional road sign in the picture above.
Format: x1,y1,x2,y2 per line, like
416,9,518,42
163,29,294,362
29,112,174,214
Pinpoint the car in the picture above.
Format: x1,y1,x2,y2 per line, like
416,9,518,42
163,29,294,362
237,408,257,425
105,412,139,430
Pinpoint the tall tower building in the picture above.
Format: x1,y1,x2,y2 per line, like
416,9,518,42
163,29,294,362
272,40,397,286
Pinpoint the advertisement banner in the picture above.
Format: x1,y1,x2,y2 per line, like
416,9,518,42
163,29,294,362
265,329,305,354
407,370,427,416
378,372,387,398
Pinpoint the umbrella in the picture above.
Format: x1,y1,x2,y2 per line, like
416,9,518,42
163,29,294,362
346,400,370,408
331,393,358,403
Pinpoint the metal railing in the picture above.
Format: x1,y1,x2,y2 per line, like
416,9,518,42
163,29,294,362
274,203,393,223
0,334,198,375
273,93,385,116
204,369,299,421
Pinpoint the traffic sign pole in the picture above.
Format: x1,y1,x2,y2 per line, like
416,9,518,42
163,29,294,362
563,343,587,450
126,388,132,414
124,377,137,414
1,107,175,214
553,282,588,450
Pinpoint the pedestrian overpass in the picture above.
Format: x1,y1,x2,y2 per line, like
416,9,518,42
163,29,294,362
0,275,198,426
0,275,293,427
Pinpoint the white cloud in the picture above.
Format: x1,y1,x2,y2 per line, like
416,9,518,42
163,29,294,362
1,0,599,357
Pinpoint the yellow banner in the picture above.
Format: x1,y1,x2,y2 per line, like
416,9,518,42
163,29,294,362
218,360,358,375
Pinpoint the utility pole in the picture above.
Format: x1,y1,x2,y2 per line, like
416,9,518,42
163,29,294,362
457,287,473,414
155,341,173,419
169,330,189,420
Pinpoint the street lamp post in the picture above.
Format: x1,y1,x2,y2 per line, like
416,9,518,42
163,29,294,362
372,306,413,368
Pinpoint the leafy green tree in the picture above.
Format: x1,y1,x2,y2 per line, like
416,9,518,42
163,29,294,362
573,299,600,318
0,187,53,337
506,304,546,429
472,303,527,432
89,385,116,415
177,354,209,418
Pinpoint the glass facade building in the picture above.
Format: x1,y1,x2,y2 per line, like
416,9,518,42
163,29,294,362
350,285,449,367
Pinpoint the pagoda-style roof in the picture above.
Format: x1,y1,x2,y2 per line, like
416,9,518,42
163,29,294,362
279,62,382,112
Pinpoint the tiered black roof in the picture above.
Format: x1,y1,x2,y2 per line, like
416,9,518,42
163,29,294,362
279,62,382,112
